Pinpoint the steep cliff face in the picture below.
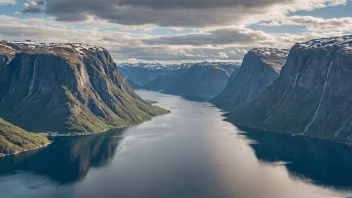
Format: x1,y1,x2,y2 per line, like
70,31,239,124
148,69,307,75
0,118,50,156
228,35,352,143
163,63,239,100
211,48,288,111
0,41,168,134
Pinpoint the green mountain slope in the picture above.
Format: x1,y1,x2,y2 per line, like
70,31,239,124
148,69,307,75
0,118,50,156
0,41,168,134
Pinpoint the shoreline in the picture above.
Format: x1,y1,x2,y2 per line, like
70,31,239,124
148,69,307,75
227,120,352,146
47,125,133,137
0,111,170,158
0,141,53,158
48,110,170,137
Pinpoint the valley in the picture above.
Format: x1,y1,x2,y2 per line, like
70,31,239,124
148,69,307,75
1,90,352,198
1,35,352,198
1,1,352,197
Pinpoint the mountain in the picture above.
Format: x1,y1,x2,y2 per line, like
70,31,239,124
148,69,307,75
143,66,191,91
162,62,241,100
211,48,288,110
0,41,168,135
116,63,183,87
125,78,142,89
227,35,352,143
0,118,50,156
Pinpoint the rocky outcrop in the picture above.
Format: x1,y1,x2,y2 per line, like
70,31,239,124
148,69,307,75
211,48,288,110
0,41,168,134
228,35,352,143
163,63,240,100
0,118,50,156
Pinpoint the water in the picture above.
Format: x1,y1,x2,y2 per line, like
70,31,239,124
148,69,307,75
1,90,352,198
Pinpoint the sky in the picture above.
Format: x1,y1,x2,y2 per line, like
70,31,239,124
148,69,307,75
0,0,351,63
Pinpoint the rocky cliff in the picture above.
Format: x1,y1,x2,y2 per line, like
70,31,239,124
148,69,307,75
0,41,168,134
0,118,50,156
228,35,352,143
211,48,288,110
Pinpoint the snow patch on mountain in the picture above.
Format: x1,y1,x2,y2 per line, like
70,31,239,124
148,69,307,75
297,35,352,54
251,48,289,58
0,40,107,58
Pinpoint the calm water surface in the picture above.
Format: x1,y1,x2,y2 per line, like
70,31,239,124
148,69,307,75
1,90,352,198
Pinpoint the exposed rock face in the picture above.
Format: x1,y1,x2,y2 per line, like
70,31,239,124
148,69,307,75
228,35,352,143
0,118,50,156
211,48,288,111
0,41,168,134
163,63,240,100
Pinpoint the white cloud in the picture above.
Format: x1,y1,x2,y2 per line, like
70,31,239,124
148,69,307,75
260,16,352,32
0,14,348,63
219,52,229,58
0,0,16,5
23,0,45,13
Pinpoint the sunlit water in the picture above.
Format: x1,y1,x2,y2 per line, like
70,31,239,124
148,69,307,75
1,90,352,198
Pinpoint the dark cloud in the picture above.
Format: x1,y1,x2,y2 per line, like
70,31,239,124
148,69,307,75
143,28,271,45
117,0,292,9
24,0,299,27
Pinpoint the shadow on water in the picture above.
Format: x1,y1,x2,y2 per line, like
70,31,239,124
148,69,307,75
237,126,352,190
180,95,211,102
0,128,126,185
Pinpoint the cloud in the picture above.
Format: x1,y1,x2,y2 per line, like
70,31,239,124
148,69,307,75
22,0,45,13
22,0,347,27
0,0,16,5
142,27,346,49
0,15,252,62
143,28,272,46
260,16,352,32
116,0,293,9
0,14,347,63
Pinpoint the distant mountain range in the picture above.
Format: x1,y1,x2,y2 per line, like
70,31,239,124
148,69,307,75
116,63,189,88
0,41,168,156
117,61,241,100
161,62,240,100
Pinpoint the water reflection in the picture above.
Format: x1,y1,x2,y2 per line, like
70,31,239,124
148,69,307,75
240,126,352,189
1,91,352,198
0,128,125,184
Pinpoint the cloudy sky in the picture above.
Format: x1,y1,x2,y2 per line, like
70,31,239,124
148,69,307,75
0,0,351,63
